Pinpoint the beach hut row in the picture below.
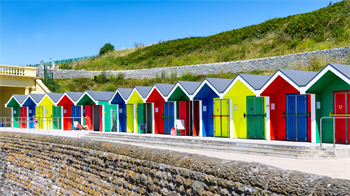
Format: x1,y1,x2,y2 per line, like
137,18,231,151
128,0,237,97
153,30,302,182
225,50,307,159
4,63,350,144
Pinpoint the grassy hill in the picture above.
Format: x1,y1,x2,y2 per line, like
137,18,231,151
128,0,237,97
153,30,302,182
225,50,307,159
65,0,350,71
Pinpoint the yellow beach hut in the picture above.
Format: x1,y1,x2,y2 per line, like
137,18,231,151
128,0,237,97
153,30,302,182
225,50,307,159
223,74,270,140
125,86,153,133
36,93,63,129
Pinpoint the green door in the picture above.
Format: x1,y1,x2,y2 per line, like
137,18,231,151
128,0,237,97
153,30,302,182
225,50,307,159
214,99,230,137
246,97,265,139
126,104,134,133
111,107,118,132
52,106,62,130
137,103,145,133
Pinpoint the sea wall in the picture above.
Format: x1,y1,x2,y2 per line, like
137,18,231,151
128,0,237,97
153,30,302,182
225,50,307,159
37,46,350,79
0,132,349,195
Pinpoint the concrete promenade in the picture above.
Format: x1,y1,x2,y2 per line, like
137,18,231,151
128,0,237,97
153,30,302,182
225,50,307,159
1,129,349,180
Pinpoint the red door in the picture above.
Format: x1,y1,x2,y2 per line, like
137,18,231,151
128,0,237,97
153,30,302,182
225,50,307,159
20,107,27,128
99,105,103,132
63,105,71,130
334,92,350,143
179,101,187,135
85,105,93,130
193,101,200,136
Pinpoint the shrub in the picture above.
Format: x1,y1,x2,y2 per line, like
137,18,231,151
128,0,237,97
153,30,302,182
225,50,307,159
99,43,115,56
59,63,72,70
93,71,108,84
308,57,323,71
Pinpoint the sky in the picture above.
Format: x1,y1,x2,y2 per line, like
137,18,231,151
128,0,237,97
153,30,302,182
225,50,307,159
0,0,342,66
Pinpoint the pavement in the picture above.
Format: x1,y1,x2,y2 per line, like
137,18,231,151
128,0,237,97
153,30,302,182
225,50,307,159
1,128,349,180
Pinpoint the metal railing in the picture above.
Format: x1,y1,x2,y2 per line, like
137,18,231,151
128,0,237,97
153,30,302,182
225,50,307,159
320,116,350,148
0,117,92,131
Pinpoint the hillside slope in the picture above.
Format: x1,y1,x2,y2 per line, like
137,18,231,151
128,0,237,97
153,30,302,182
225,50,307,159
68,0,350,71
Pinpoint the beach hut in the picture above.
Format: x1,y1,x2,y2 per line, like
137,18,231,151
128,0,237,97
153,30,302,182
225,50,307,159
21,94,45,128
109,88,133,132
166,81,201,136
192,78,232,137
76,90,115,131
126,86,153,133
5,95,28,128
304,63,350,144
259,69,317,142
56,92,84,130
145,84,175,134
37,93,63,129
223,74,271,139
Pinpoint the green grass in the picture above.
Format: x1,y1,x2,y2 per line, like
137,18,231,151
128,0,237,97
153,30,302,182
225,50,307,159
55,70,275,92
64,0,350,71
55,52,350,92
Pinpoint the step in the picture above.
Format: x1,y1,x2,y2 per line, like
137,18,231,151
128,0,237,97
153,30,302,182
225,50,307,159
84,137,336,159
84,133,331,152
83,135,334,156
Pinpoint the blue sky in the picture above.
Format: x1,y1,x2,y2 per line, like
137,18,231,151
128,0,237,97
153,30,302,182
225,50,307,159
0,0,341,66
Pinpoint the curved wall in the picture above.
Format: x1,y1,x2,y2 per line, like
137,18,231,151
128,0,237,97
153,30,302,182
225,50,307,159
0,132,349,195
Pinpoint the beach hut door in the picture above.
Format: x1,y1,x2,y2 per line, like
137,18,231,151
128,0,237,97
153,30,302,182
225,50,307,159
246,97,265,139
137,103,145,133
334,92,350,143
111,107,119,132
20,107,27,129
126,104,134,133
164,102,174,134
93,105,100,131
213,99,230,137
286,94,308,141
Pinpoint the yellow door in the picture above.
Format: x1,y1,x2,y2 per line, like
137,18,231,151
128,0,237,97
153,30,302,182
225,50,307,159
126,104,134,133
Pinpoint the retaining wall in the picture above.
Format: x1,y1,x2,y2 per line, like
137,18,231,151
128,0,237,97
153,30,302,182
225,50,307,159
37,46,350,79
0,132,349,195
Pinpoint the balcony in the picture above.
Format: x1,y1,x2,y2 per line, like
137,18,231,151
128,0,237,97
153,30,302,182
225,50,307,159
0,65,37,77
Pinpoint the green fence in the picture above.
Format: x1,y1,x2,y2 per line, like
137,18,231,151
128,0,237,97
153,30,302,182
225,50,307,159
30,56,94,67
44,64,65,93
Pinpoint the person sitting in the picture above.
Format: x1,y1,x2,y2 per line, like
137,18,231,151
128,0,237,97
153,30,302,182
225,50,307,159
73,121,88,131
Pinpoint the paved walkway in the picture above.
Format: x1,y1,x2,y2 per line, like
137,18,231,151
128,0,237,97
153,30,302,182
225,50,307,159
1,129,349,180
117,141,350,180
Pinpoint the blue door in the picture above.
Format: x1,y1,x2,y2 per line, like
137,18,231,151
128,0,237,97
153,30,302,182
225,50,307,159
163,102,174,134
119,104,127,132
71,105,81,129
28,105,36,128
286,94,308,141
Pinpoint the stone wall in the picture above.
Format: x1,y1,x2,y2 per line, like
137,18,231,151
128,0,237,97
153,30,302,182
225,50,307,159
0,132,349,195
37,46,350,79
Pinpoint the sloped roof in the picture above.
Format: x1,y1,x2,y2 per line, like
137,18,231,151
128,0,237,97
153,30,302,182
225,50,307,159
46,93,64,103
30,94,45,104
65,92,84,102
135,86,152,98
239,74,271,90
85,90,114,101
327,63,350,80
12,95,28,104
118,88,133,99
178,81,201,95
154,84,175,97
205,78,233,93
278,69,317,87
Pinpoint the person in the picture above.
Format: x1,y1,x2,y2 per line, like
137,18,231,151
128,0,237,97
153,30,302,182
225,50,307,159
33,115,37,129
74,121,88,131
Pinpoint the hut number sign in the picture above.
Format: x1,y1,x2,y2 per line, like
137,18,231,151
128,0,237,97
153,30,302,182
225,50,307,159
271,103,275,110
155,108,159,113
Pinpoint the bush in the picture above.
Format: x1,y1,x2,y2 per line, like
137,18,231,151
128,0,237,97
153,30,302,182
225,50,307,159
308,57,323,71
59,63,72,70
93,71,108,84
99,43,115,56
